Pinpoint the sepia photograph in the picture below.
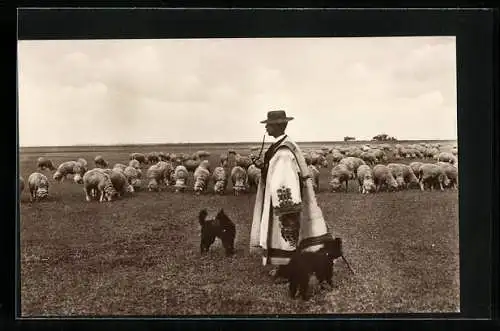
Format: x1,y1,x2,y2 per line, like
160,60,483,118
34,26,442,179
18,36,460,316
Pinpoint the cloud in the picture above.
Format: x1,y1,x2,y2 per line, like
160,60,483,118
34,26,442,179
17,37,458,146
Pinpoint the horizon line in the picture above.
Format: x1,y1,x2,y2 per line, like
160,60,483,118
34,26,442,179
19,138,458,149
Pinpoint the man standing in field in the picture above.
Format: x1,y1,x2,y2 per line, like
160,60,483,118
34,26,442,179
249,110,334,280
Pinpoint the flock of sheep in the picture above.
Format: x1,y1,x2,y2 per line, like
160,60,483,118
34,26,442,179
19,142,459,203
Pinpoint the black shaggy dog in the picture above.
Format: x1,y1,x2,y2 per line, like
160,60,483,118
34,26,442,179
198,208,236,256
285,238,345,301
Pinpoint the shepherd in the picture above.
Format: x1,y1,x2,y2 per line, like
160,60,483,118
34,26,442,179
249,110,335,281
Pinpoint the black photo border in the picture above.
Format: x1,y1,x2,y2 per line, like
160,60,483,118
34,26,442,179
3,5,499,330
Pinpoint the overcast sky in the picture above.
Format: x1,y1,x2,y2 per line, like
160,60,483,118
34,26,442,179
18,37,457,147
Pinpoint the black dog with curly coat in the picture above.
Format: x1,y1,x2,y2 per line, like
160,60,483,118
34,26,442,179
284,237,345,301
198,208,236,256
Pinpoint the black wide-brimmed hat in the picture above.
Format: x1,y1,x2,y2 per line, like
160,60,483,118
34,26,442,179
260,110,294,124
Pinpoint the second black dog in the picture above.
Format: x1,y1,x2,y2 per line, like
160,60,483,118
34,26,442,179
285,238,343,301
198,208,236,256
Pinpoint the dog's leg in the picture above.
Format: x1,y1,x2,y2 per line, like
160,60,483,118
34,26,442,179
289,279,298,299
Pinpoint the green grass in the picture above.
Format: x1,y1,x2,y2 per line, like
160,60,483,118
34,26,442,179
19,142,459,316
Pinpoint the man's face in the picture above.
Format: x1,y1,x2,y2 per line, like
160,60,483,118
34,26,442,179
265,123,283,137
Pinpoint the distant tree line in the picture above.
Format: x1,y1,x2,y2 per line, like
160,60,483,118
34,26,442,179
343,136,356,142
372,133,398,142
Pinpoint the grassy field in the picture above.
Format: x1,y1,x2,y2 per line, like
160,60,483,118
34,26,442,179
18,141,459,316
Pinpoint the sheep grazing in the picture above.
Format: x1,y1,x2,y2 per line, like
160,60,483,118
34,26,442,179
28,172,49,202
247,164,262,192
339,157,366,178
94,155,108,169
196,150,211,161
130,152,147,164
157,161,174,186
128,159,141,170
146,163,167,192
372,164,399,192
123,166,143,192
212,166,228,195
83,169,119,202
158,152,169,161
387,163,406,190
451,147,458,156
146,152,160,164
184,158,201,173
329,164,352,192
174,165,189,193
371,149,387,163
330,151,344,165
235,154,252,170
360,152,377,166
231,166,248,196
19,176,25,193
100,168,132,196
219,154,229,167
36,157,56,171
112,163,128,173
53,161,85,184
437,152,457,165
356,165,376,194
436,162,458,190
418,163,450,192
398,164,420,189
409,162,424,180
308,164,320,192
76,158,88,169
193,160,211,195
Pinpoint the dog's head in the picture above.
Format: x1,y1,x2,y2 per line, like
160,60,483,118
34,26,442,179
320,237,343,260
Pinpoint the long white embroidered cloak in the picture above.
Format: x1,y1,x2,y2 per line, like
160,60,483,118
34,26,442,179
249,135,333,266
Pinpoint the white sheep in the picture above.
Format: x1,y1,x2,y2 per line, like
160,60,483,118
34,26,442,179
174,165,189,192
184,158,201,172
100,168,132,196
436,161,458,190
28,172,49,202
339,156,366,178
123,166,143,192
360,152,377,166
246,164,261,192
146,152,160,164
83,168,119,202
19,176,25,193
112,163,128,173
372,164,399,192
36,157,56,171
156,161,174,186
356,164,376,194
193,160,211,195
94,155,108,168
409,162,423,180
231,166,248,196
418,163,450,191
399,164,419,189
212,166,228,195
147,163,166,192
371,149,387,163
437,152,457,165
128,159,141,170
308,164,320,192
129,152,147,164
76,158,88,169
387,163,406,190
329,163,351,192
53,161,85,184
235,154,252,169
